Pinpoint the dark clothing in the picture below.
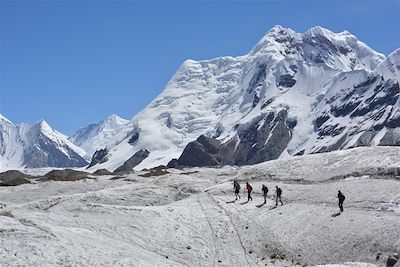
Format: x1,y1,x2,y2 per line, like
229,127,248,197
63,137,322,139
277,188,282,197
233,181,240,191
276,195,283,206
338,191,345,212
233,181,241,200
246,183,253,201
262,186,268,204
275,187,283,206
262,186,268,196
338,201,344,212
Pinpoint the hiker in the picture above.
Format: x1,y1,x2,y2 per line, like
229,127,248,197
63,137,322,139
246,182,253,202
233,180,241,200
275,186,283,206
262,184,268,204
337,190,345,212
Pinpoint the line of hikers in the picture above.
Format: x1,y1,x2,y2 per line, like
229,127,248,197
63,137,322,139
233,180,345,211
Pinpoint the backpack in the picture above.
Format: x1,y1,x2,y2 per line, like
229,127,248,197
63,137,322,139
234,181,240,190
277,188,282,196
247,184,252,192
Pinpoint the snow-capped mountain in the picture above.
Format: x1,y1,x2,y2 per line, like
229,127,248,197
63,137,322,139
86,26,399,171
376,48,400,81
0,115,88,170
69,114,129,160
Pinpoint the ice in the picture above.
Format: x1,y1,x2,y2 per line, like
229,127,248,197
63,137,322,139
0,147,399,266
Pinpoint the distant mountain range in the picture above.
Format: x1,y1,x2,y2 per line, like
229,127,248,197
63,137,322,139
0,114,128,170
1,26,399,171
0,115,87,169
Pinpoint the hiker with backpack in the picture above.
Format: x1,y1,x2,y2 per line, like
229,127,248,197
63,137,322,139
262,184,268,204
275,186,283,206
233,180,241,200
246,182,253,202
337,190,345,212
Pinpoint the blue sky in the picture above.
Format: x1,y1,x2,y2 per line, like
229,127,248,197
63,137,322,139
1,0,399,135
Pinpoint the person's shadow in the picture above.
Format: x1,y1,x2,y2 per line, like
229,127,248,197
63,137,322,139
239,201,249,205
225,199,237,204
331,212,341,217
256,203,266,208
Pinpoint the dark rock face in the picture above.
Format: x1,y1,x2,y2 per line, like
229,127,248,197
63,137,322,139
87,148,108,168
315,134,348,153
315,114,330,129
175,135,222,167
234,110,291,165
354,131,376,147
387,114,400,128
387,254,399,267
331,101,361,117
41,169,91,182
313,76,400,151
247,64,266,93
169,110,292,168
128,131,139,144
352,82,399,117
0,170,34,186
167,159,179,168
252,93,260,108
92,169,112,176
277,74,296,88
319,124,346,137
379,129,400,146
23,133,88,169
114,149,150,173
261,97,275,109
247,64,267,108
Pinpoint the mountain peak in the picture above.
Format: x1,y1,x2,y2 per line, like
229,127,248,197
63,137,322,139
250,25,384,71
0,118,87,170
36,119,52,131
108,114,119,119
102,114,129,128
105,114,128,124
87,25,397,171
69,114,129,160
304,26,333,37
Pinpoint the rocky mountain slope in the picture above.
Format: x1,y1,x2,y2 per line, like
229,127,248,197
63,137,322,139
88,26,399,171
0,115,88,170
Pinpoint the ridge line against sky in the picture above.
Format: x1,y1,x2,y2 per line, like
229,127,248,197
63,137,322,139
1,0,399,135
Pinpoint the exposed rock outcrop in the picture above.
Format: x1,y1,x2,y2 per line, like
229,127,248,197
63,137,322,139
40,169,91,182
113,149,150,173
169,110,292,168
87,148,109,168
0,170,34,186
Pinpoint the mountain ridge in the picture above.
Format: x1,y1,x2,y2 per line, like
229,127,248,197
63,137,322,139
86,25,399,171
2,25,398,171
0,115,88,170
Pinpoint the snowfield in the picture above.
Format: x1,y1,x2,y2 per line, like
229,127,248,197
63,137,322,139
87,25,399,172
0,147,399,266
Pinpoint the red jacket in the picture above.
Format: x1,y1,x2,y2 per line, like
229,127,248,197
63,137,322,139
246,183,252,192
